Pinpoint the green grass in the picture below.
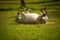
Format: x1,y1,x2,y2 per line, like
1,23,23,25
0,0,60,40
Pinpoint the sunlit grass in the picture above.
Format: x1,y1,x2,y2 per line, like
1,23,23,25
0,0,60,40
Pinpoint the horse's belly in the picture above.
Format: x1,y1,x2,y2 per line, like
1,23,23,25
24,14,39,23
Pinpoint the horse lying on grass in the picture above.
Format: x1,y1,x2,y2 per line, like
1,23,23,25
15,7,54,24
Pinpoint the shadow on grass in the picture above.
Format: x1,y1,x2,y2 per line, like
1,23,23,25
26,0,60,4
0,8,13,11
0,7,26,11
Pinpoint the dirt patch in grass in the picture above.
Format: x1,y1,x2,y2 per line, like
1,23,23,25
46,22,55,24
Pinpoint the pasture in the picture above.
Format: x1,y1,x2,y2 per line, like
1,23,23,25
0,0,60,40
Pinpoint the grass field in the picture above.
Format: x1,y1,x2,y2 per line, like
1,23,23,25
0,0,60,40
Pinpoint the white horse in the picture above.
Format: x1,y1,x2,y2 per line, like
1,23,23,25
16,7,48,24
